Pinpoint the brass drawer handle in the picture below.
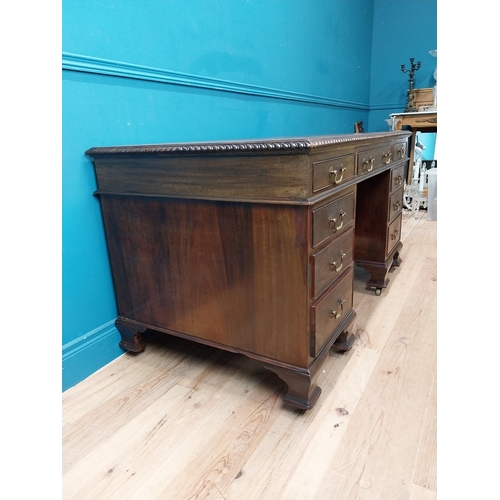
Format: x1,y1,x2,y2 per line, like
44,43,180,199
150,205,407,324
393,201,402,211
330,298,345,319
394,174,404,186
391,229,400,240
383,152,392,164
397,147,405,159
328,210,346,232
363,158,374,172
329,166,346,185
329,252,346,273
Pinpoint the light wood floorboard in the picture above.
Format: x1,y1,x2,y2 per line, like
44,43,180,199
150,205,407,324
63,209,437,500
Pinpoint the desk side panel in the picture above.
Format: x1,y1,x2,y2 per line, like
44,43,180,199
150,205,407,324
99,195,311,367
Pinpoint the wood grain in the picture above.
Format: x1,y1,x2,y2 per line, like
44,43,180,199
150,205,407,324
100,195,312,367
62,210,436,499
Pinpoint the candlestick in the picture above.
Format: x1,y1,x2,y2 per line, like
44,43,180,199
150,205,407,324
401,58,421,112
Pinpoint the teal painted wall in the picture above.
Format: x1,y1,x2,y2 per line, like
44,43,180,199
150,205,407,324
61,0,374,390
368,0,437,131
62,0,436,391
63,1,374,102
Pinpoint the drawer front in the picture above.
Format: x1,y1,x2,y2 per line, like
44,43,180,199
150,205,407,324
357,145,393,175
386,213,402,256
393,140,408,161
312,189,356,247
312,266,354,356
312,154,355,193
388,187,404,222
390,165,405,193
311,227,354,298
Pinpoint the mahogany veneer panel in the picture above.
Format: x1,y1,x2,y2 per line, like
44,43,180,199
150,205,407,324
100,195,311,367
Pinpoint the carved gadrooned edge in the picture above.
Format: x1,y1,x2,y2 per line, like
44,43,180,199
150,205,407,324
85,131,411,157
86,140,311,156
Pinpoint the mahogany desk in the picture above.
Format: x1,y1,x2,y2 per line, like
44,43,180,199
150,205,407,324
87,130,411,410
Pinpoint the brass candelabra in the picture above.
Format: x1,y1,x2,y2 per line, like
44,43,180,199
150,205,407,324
401,58,421,112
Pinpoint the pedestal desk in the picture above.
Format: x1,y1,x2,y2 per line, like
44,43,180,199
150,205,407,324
86,130,411,410
390,111,437,183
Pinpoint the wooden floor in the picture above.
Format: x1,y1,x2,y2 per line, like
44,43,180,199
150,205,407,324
62,209,437,500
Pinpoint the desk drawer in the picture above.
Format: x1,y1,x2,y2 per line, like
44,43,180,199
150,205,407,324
312,189,355,247
312,154,355,193
312,266,353,356
357,145,393,175
389,187,404,222
386,214,402,256
390,165,405,193
311,227,354,298
393,140,408,161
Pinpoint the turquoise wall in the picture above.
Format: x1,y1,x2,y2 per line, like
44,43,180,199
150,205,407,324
368,0,437,131
62,0,436,390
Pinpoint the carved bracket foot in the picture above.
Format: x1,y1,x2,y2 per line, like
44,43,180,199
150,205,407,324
392,250,402,268
331,328,356,352
356,242,403,293
262,363,322,411
116,317,148,353
262,310,356,410
366,265,391,290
